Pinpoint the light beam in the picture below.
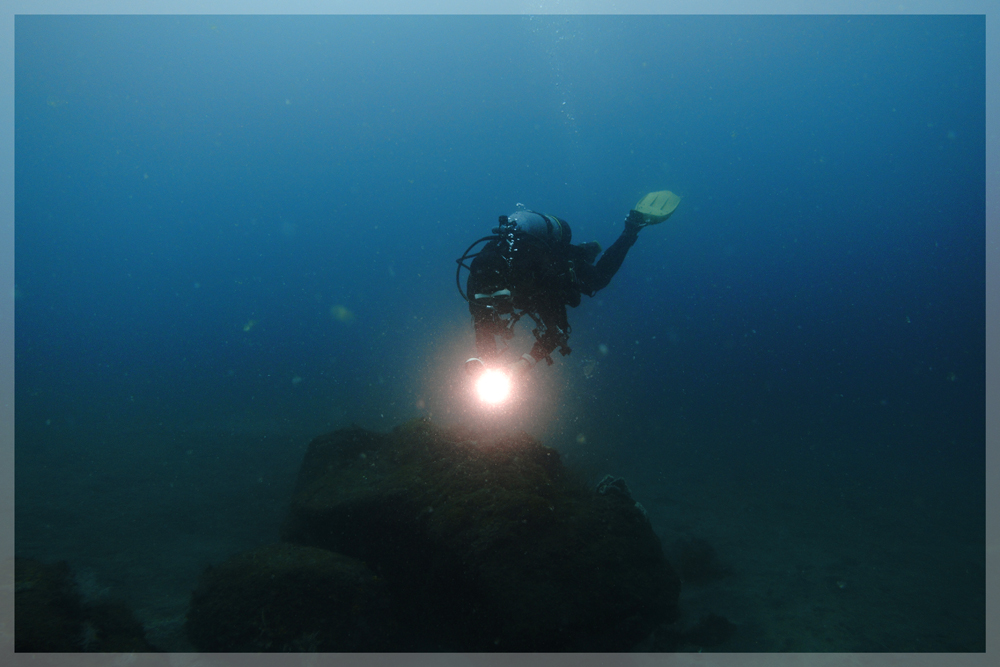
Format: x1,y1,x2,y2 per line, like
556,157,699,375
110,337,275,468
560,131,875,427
475,369,512,405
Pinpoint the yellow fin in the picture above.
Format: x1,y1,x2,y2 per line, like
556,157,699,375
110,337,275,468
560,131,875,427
633,190,681,224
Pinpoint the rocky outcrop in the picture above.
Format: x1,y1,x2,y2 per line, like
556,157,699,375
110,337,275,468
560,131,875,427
14,558,157,652
278,418,680,651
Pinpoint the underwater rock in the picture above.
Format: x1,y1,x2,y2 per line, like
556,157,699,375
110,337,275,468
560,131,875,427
281,418,680,651
81,599,160,653
14,557,157,652
185,543,394,652
596,474,650,518
14,559,84,652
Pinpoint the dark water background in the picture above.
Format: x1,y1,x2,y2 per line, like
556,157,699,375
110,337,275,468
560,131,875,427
14,15,984,651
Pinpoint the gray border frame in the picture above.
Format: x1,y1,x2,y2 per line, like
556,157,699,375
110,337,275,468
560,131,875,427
2,1,994,666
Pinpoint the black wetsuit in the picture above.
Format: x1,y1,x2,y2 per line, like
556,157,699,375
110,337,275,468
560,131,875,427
467,223,640,364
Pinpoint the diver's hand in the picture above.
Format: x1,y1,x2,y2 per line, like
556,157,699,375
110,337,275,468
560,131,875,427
465,357,486,377
507,353,537,378
469,353,535,380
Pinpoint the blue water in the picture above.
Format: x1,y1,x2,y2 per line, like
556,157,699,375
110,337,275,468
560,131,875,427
14,15,984,651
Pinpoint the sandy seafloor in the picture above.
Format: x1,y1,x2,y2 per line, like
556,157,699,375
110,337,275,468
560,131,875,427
14,405,985,653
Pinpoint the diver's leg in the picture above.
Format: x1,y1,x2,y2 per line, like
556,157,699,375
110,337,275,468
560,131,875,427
590,226,640,292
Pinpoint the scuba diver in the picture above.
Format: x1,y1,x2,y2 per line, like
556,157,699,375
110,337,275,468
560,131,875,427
456,191,681,381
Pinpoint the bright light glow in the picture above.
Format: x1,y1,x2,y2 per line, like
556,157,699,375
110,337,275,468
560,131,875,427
475,369,512,404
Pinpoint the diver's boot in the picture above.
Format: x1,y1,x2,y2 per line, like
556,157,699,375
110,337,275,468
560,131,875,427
625,209,648,235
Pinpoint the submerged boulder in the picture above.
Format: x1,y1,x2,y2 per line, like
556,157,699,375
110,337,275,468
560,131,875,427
14,558,157,653
185,543,394,652
282,418,680,651
14,559,85,652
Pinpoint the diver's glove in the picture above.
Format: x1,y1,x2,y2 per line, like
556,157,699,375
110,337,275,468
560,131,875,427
624,209,648,235
507,353,537,378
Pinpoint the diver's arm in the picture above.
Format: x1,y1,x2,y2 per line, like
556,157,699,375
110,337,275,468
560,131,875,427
467,246,505,362
471,309,500,361
483,301,570,378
